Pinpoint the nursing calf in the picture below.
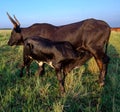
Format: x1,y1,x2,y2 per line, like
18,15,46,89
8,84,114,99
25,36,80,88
21,36,80,93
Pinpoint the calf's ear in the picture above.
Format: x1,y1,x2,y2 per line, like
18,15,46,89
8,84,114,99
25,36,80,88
27,43,34,49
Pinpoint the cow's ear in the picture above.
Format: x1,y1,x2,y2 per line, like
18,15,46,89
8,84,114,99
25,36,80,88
14,26,21,33
7,12,20,28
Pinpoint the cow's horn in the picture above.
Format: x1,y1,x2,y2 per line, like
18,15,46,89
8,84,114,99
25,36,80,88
6,12,17,28
14,15,20,26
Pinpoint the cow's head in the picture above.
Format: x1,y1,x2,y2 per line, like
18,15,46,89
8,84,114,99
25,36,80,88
7,12,23,46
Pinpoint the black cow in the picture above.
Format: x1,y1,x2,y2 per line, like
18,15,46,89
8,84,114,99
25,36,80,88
7,13,111,86
23,36,80,93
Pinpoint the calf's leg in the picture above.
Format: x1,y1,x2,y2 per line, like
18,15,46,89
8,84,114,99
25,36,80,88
37,62,45,76
55,65,65,95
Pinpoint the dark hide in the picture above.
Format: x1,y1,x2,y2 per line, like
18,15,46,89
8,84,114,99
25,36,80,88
7,14,110,86
22,36,80,93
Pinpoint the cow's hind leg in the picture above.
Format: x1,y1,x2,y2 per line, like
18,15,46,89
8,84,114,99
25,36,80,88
95,56,109,86
97,54,110,86
88,47,110,86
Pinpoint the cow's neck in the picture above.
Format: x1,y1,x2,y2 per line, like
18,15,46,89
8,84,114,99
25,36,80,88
21,28,31,41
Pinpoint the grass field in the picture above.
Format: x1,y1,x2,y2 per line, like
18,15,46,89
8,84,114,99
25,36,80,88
0,30,120,112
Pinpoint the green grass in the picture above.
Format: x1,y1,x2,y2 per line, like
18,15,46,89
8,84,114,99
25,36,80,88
0,30,120,112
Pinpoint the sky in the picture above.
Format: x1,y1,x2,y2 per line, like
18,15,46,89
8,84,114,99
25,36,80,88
0,0,120,28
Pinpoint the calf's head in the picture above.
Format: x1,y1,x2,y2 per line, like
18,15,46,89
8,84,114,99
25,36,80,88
7,12,23,46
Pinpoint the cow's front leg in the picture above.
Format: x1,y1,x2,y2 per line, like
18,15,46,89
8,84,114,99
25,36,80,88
20,55,32,77
26,58,32,76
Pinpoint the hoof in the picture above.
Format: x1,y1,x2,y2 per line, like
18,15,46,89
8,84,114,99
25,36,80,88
60,91,65,97
96,80,105,87
99,82,105,87
60,89,65,97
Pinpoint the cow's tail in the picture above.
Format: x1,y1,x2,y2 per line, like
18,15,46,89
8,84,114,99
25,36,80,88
104,27,111,63
105,27,111,54
105,41,109,54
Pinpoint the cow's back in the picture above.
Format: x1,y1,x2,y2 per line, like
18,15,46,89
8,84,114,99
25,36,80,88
22,23,59,39
52,19,110,48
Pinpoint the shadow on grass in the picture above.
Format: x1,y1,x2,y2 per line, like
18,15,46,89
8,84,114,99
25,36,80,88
100,44,120,112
